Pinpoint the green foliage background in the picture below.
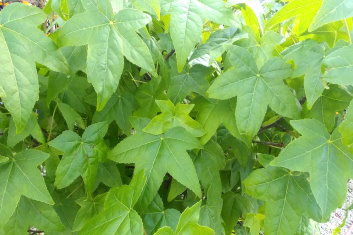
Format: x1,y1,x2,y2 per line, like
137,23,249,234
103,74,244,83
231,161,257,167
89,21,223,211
1,0,353,234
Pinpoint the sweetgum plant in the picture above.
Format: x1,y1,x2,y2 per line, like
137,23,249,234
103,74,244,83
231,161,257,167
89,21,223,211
1,0,353,234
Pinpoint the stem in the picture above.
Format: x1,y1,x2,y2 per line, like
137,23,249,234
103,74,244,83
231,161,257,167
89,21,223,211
47,103,58,142
345,19,352,44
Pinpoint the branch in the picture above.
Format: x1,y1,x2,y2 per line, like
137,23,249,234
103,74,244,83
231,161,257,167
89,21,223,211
252,140,285,148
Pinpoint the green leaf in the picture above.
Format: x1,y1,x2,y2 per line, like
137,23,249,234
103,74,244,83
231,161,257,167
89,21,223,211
339,99,353,149
7,113,45,147
167,65,211,103
195,141,225,234
322,44,353,86
143,195,180,235
79,171,146,235
154,201,215,235
143,100,205,137
49,122,108,191
109,127,202,209
59,4,154,110
57,102,86,130
3,197,65,235
0,150,53,226
195,97,240,144
244,166,321,235
271,119,353,219
93,90,136,132
266,0,321,34
310,0,353,31
190,27,247,66
282,40,326,107
307,85,351,131
163,0,235,71
208,46,300,138
0,3,67,132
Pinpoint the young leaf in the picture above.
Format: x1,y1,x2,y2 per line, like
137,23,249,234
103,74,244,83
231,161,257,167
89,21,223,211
271,119,353,219
143,100,205,137
109,127,202,209
154,201,215,235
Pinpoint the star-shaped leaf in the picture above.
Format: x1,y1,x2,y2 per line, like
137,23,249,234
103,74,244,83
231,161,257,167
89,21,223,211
162,0,235,71
0,149,53,226
339,100,353,150
58,0,154,110
244,166,322,235
0,3,68,132
143,100,205,137
154,201,214,235
208,46,300,139
271,119,353,219
79,171,146,235
109,127,202,209
49,122,108,191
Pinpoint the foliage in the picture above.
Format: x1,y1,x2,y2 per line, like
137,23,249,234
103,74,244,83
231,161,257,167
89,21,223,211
0,0,353,234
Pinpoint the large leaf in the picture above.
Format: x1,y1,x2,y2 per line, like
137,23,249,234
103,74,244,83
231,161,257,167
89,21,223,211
0,150,53,226
244,166,322,235
59,1,154,110
271,119,353,219
0,3,67,132
208,46,300,139
162,0,235,71
109,127,202,209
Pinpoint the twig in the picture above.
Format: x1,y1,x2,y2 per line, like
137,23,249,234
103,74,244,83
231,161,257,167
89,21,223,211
27,228,44,234
47,103,58,142
252,140,285,148
165,49,175,60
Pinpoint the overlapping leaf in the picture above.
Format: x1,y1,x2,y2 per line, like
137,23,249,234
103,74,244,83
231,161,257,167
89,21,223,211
49,122,108,192
0,3,67,132
59,0,154,110
109,127,202,209
271,119,353,219
208,46,300,139
244,166,321,235
162,0,235,71
79,171,146,235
